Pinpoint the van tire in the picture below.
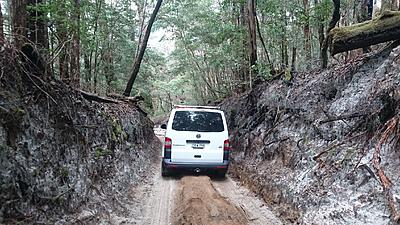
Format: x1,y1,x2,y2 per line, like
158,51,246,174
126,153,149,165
215,171,226,179
161,163,169,177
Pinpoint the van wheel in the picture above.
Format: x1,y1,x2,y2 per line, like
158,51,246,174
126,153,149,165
161,163,169,177
215,171,226,179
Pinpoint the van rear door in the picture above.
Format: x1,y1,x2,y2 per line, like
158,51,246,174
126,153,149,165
168,110,227,163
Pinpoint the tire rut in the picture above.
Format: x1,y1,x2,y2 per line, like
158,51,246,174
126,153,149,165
212,177,283,225
172,176,248,225
139,169,282,225
140,171,177,225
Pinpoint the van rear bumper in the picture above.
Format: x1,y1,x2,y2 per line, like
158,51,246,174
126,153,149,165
162,159,229,171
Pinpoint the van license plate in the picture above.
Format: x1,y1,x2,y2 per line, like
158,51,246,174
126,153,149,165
192,143,205,149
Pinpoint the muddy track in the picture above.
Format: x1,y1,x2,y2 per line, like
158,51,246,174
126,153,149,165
138,168,282,225
172,176,248,225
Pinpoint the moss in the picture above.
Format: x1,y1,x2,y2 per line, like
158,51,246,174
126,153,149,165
330,11,400,40
59,167,69,179
95,147,113,159
110,119,127,142
284,68,292,81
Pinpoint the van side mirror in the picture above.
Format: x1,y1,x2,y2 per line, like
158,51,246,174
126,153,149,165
161,124,167,129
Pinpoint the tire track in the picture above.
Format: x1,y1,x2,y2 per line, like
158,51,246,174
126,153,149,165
141,171,177,225
212,177,283,225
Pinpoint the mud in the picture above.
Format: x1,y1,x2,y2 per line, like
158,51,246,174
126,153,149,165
172,176,248,225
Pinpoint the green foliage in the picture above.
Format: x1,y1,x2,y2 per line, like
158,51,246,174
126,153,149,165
94,147,113,158
311,0,334,25
59,167,69,179
17,0,350,116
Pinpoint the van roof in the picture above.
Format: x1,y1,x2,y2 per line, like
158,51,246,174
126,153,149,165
173,105,221,110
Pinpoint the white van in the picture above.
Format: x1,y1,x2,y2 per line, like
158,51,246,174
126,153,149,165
160,105,230,177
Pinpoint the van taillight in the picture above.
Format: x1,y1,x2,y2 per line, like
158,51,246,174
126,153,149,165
164,137,172,149
164,137,172,159
223,139,230,160
223,139,230,151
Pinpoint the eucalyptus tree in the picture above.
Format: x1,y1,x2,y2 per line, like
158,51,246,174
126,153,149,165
0,3,4,45
123,0,163,96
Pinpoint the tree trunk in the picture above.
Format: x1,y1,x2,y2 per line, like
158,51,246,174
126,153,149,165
321,0,340,69
0,3,4,45
84,53,91,89
357,0,373,53
247,0,257,69
93,49,100,93
280,9,289,71
59,45,69,82
329,11,400,55
89,0,102,92
291,47,297,73
280,38,288,70
11,0,28,49
135,0,148,59
104,44,115,93
247,0,257,89
70,0,81,88
314,0,325,54
27,0,48,49
314,0,325,50
381,0,392,12
357,0,371,22
123,0,163,96
303,0,312,66
255,15,272,68
238,3,248,91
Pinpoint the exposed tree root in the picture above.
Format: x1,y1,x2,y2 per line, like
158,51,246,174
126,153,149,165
312,132,365,161
372,117,400,223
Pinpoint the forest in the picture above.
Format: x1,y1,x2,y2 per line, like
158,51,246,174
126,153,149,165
1,0,400,224
1,0,398,116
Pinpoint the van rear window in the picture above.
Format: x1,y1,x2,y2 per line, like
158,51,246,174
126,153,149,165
172,111,224,132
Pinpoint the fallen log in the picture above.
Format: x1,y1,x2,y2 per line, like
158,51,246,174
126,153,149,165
329,11,400,55
106,93,145,104
79,90,120,104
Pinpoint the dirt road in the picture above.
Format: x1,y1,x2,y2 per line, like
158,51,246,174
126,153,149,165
138,169,282,225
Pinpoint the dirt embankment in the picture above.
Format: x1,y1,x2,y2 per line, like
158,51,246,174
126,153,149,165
0,47,160,224
221,46,400,224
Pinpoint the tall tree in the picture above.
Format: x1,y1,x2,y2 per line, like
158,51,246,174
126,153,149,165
123,0,163,96
11,0,28,48
10,0,48,49
247,0,257,71
280,7,289,71
238,2,248,91
27,0,48,49
0,3,4,45
380,0,398,11
357,0,373,53
134,0,148,59
314,0,325,50
303,0,311,66
321,0,340,69
55,0,69,82
255,15,272,69
247,0,257,88
70,0,81,87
